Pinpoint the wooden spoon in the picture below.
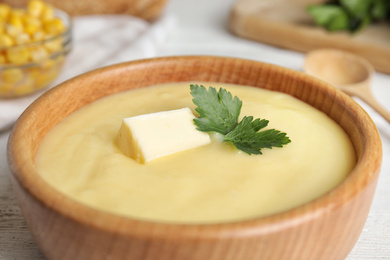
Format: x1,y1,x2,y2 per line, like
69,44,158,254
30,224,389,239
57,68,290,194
304,49,390,124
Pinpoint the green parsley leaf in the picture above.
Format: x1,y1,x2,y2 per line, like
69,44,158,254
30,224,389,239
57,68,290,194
307,5,350,31
224,116,291,155
307,0,390,33
341,0,371,18
190,84,291,155
190,84,242,135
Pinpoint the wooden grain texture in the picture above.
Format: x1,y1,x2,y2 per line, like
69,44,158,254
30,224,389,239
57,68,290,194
2,0,168,21
304,49,390,124
229,0,390,74
7,56,382,260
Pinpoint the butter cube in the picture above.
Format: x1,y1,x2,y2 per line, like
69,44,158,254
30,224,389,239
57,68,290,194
116,108,211,163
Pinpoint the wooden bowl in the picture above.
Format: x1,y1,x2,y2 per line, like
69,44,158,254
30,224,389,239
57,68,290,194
7,56,382,260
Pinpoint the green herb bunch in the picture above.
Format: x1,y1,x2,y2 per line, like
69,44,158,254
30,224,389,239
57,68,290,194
190,84,291,155
307,0,390,33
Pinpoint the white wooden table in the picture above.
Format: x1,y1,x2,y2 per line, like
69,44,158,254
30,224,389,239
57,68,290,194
1,0,389,259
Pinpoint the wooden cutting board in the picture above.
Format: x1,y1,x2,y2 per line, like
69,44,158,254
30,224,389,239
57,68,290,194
229,0,390,74
4,0,168,21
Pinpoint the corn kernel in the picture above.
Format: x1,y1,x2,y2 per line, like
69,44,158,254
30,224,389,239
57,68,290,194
0,4,11,20
23,14,42,26
24,23,39,35
43,18,65,35
23,15,42,34
0,33,14,47
5,24,23,38
9,9,25,19
1,68,24,83
6,46,30,64
14,33,31,44
27,0,45,17
8,16,24,31
40,4,54,20
30,46,48,62
31,30,45,41
7,10,25,30
40,57,56,69
44,38,62,53
26,67,39,82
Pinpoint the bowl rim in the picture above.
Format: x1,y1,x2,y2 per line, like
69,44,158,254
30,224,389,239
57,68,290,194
7,55,383,241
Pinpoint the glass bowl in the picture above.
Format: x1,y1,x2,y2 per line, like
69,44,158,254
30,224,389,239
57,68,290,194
0,8,72,99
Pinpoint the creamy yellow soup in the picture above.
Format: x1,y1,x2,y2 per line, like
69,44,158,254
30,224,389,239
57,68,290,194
35,83,356,223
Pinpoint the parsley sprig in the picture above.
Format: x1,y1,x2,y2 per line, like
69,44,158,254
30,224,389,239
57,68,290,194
190,84,291,155
307,0,389,33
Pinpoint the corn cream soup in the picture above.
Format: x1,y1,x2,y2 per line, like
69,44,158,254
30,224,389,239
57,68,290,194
35,83,356,223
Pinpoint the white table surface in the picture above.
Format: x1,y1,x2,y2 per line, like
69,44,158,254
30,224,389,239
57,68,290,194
1,0,389,259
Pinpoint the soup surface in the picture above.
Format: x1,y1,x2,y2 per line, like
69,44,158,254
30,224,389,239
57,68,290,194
35,83,356,223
